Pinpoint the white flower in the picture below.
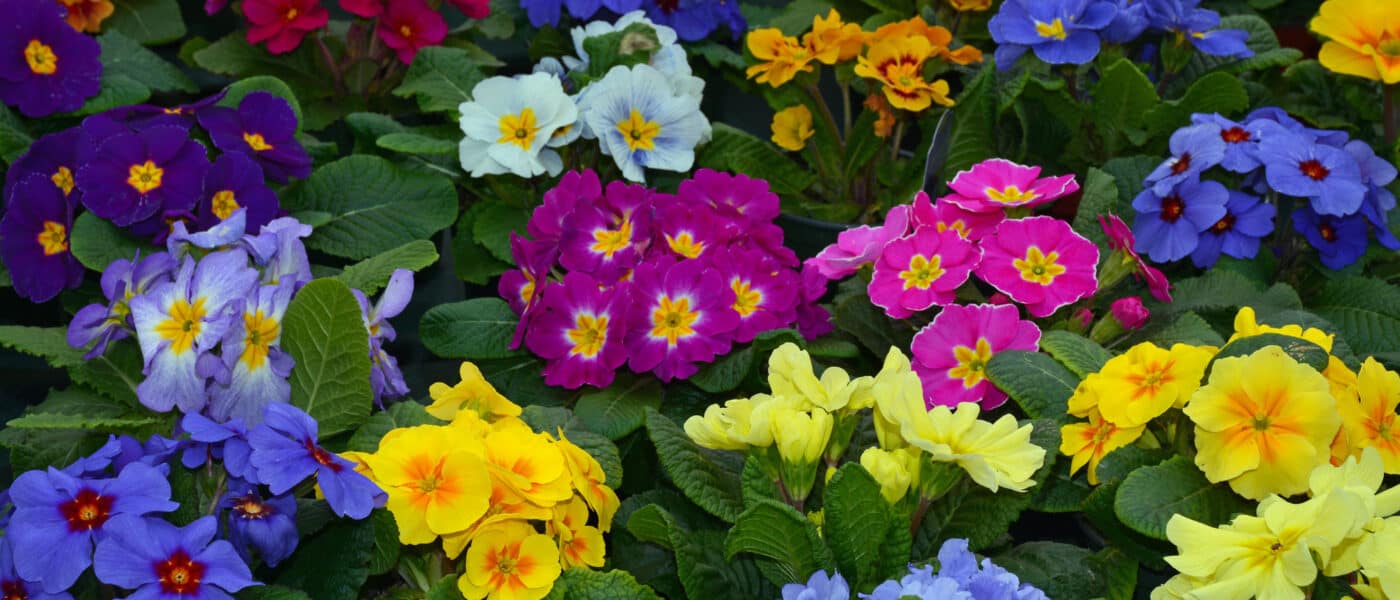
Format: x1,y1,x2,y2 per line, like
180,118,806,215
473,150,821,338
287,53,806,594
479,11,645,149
457,73,577,178
564,11,706,105
579,64,709,183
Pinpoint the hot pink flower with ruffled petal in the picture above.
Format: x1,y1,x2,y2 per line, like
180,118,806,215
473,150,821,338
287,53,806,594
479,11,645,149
941,159,1079,213
1099,213,1173,303
909,191,1005,241
811,205,910,279
974,216,1099,318
868,228,980,319
911,303,1041,409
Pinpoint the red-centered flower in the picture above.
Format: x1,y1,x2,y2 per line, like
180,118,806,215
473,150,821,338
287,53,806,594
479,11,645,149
243,0,330,55
376,0,447,65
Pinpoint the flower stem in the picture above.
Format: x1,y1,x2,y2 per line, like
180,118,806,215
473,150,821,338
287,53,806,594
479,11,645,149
909,497,932,536
316,33,346,96
839,81,852,138
890,120,906,162
805,84,845,150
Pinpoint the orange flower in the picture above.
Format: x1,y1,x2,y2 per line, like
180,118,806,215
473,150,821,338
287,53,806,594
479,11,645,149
57,0,114,33
870,17,983,65
1338,358,1400,473
1060,409,1145,485
855,36,955,112
864,94,897,138
804,9,867,64
746,28,816,87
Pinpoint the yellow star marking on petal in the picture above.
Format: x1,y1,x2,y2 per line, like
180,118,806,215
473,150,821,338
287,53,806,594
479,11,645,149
616,108,661,152
1014,246,1066,286
126,160,164,194
154,298,208,355
948,338,994,388
650,295,699,346
899,254,946,290
24,39,57,75
497,108,540,151
567,314,609,358
37,221,68,256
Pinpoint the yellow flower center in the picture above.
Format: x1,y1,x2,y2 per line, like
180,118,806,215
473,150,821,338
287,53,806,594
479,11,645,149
666,232,705,259
51,166,75,196
399,24,413,38
211,190,240,221
243,132,273,152
154,298,208,355
731,278,763,317
1251,414,1272,432
937,220,969,238
416,474,440,493
650,295,699,346
1035,19,1068,41
240,310,279,370
24,39,57,75
284,7,298,21
590,219,633,259
949,338,994,388
497,108,540,151
899,254,946,290
1014,246,1066,286
496,556,517,575
567,313,609,358
616,108,661,152
985,185,1040,205
37,221,68,256
127,160,164,194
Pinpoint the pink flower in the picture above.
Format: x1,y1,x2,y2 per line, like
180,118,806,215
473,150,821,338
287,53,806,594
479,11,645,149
339,0,381,17
243,0,329,55
625,257,738,381
501,234,557,348
445,0,489,18
525,272,629,389
868,228,980,318
797,258,833,340
709,247,799,343
987,292,1012,305
529,170,602,245
941,159,1079,213
910,191,1004,241
974,216,1099,318
1110,296,1149,330
811,205,910,279
375,0,447,64
1099,214,1173,303
911,303,1041,409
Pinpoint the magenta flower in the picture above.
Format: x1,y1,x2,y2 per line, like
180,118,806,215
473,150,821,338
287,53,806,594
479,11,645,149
811,205,911,280
558,181,655,283
528,170,602,245
501,234,557,347
909,191,1004,242
1110,296,1149,330
911,304,1041,409
651,195,725,261
677,169,781,226
940,159,1079,213
375,0,447,65
974,217,1099,318
868,228,980,319
1099,214,1172,303
625,257,737,381
797,258,833,341
710,246,799,343
525,271,629,389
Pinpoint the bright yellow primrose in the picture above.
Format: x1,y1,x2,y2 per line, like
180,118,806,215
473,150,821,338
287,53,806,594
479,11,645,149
1229,306,1335,352
771,105,815,152
427,361,522,422
1338,358,1400,473
459,522,562,600
1185,347,1341,500
766,342,860,412
855,36,955,112
746,28,816,87
945,0,992,11
892,400,1045,493
1357,517,1400,599
556,432,619,532
482,428,574,507
859,447,913,504
1310,0,1400,84
1093,342,1213,428
772,406,834,466
549,497,606,569
1060,409,1145,485
804,9,867,64
366,425,493,545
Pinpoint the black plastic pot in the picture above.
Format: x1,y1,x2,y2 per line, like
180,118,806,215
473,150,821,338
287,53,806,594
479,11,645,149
776,213,849,261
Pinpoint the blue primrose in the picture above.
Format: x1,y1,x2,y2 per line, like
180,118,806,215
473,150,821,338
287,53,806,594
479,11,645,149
1132,178,1230,263
220,483,298,567
1144,0,1252,58
1345,139,1400,250
1101,0,1150,44
1,536,71,600
519,0,640,28
989,0,1118,70
1145,122,1226,196
1190,113,1268,174
782,570,850,600
1294,208,1370,270
179,413,258,483
1190,191,1276,268
934,539,1048,600
93,515,259,600
247,403,385,520
1258,129,1368,217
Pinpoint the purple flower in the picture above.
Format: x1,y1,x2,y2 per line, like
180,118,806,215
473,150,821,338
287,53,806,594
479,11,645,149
1144,122,1226,196
0,0,100,117
179,413,257,483
76,125,210,227
782,570,850,600
1131,178,1229,263
796,258,832,341
1258,129,1368,217
861,567,968,600
196,153,280,233
208,280,297,424
93,515,258,599
4,128,82,206
1190,113,1267,174
528,169,601,245
219,484,297,567
197,92,311,184
625,256,738,381
520,0,641,28
1294,207,1369,270
7,463,178,593
355,269,413,403
0,537,71,600
242,217,313,287
1189,191,1276,268
1145,0,1251,58
0,175,83,303
677,168,781,227
68,251,176,358
502,234,557,348
525,271,630,389
168,209,248,260
247,403,384,519
711,246,798,343
558,182,654,283
990,0,1118,70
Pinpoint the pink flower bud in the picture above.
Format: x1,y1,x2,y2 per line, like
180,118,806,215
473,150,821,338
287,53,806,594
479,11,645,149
1073,308,1093,330
1110,296,1150,330
988,292,1012,305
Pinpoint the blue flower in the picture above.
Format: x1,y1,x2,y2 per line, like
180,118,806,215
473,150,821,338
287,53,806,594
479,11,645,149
1189,191,1276,268
196,152,280,234
989,0,1118,70
242,217,313,288
129,250,259,414
93,515,259,599
248,403,384,519
1101,0,1150,44
1294,208,1369,270
860,566,968,600
1257,128,1368,217
207,280,297,424
1244,107,1350,147
7,463,178,593
0,537,70,600
781,570,850,600
354,269,414,404
220,483,298,567
935,539,1048,600
520,0,641,28
179,413,257,483
1190,113,1268,174
1131,178,1230,263
1144,0,1251,58
168,208,248,260
1345,140,1400,250
68,251,176,359
1144,122,1226,196
580,64,710,183
643,0,721,42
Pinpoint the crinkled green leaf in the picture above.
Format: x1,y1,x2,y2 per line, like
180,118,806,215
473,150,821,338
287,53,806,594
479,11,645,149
394,47,486,113
823,464,896,589
724,499,834,585
281,279,374,437
332,240,440,295
575,376,662,440
419,298,526,360
1038,330,1111,378
645,409,745,523
98,31,196,93
1115,456,1251,540
275,518,374,600
985,351,1077,420
107,0,186,45
70,212,155,272
1313,277,1400,355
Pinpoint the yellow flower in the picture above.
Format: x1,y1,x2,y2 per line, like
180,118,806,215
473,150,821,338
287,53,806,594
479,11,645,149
773,407,834,466
855,36,955,112
859,447,913,503
893,400,1045,492
556,432,620,532
1092,342,1213,428
684,394,786,450
549,497,606,569
869,18,983,65
870,361,929,450
459,522,562,600
945,0,992,11
1060,409,1145,485
767,343,861,412
1339,358,1400,473
1229,306,1335,352
482,428,574,507
367,425,493,545
439,481,552,559
1185,346,1342,500
746,28,816,87
427,362,522,422
1066,372,1103,418
1310,0,1400,84
803,9,867,64
1307,448,1388,575
771,105,815,152
1358,518,1400,599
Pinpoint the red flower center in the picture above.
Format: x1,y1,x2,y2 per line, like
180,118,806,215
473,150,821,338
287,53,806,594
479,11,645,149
59,488,113,532
1160,196,1185,223
1209,214,1235,234
2,580,28,600
155,549,205,596
1220,127,1251,143
1299,159,1330,181
1319,223,1337,242
1170,153,1192,175
304,438,343,472
656,0,679,12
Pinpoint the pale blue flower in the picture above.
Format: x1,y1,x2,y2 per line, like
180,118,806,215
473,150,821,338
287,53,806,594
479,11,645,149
580,64,708,183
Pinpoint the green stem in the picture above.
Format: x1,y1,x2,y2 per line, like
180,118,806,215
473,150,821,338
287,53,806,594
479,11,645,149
890,120,907,162
315,33,346,97
839,81,852,138
805,85,845,150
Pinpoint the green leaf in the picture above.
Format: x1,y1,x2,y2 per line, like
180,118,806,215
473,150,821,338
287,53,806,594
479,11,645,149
368,509,401,576
346,401,438,453
1071,168,1119,246
7,412,159,430
238,585,312,600
575,377,662,440
70,212,154,272
0,105,32,164
451,202,512,285
1163,270,1271,315
332,240,440,295
546,568,664,600
645,409,745,523
0,325,86,367
1138,311,1225,347
1032,462,1094,513
1313,277,1400,355
220,76,305,132
275,519,374,600
377,132,458,155
1115,456,1251,540
624,504,774,600
823,464,895,589
1099,155,1162,209
582,23,662,79
471,201,532,264
419,298,526,360
1089,548,1139,600
832,295,912,358
107,0,186,45
696,124,815,199
725,499,834,585
1093,59,1159,153
1079,480,1172,570
1145,72,1247,139
71,343,144,407
994,542,1105,600
1210,333,1330,374
394,47,486,113
192,34,339,129
285,155,458,260
1038,330,1111,378
427,575,463,600
689,345,754,394
945,66,997,176
5,386,157,435
281,279,374,437
75,73,151,117
985,351,1078,420
98,31,196,93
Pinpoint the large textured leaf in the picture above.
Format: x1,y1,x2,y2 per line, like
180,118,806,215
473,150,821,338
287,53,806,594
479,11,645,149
823,464,895,589
695,124,814,198
1071,168,1119,246
98,31,196,92
332,240,440,295
543,568,663,600
724,499,835,585
1138,311,1225,347
285,155,458,260
985,351,1078,420
281,279,374,437
575,376,662,440
345,401,438,453
70,212,153,271
1145,72,1248,139
274,518,374,600
994,542,1105,600
1209,333,1330,374
393,47,486,113
75,73,150,116
1114,456,1251,540
944,65,996,176
107,0,186,45
1093,59,1159,153
624,504,774,600
419,298,526,360
1313,277,1400,354
1038,330,1111,378
645,409,745,523
0,105,31,163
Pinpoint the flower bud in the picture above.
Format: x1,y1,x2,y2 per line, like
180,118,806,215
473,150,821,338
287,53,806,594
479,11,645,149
860,447,913,504
1110,296,1150,330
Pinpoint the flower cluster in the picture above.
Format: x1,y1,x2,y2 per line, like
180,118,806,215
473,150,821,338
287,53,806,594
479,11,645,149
1133,108,1398,270
0,0,102,118
502,168,822,386
356,362,621,600
458,12,710,183
0,89,311,303
65,212,413,420
0,402,383,597
783,539,1048,600
687,343,1046,511
213,0,486,60
990,0,1251,71
520,0,744,41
